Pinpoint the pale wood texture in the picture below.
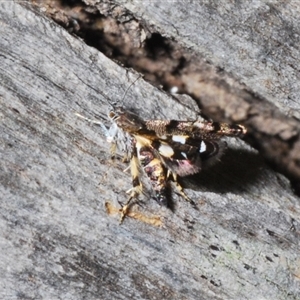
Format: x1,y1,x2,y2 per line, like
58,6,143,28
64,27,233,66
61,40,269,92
1,1,300,300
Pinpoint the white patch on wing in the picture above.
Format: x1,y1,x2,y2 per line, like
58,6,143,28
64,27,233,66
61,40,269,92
200,141,207,153
181,152,187,159
172,135,187,144
159,144,174,157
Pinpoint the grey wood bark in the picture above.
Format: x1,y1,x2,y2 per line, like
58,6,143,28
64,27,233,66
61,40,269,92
112,0,300,113
83,0,300,196
0,1,300,300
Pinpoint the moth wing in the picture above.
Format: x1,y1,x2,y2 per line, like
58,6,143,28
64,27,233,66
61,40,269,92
160,155,202,177
155,137,226,177
154,139,201,177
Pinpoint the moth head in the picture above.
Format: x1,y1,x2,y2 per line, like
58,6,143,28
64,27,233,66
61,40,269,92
108,107,145,133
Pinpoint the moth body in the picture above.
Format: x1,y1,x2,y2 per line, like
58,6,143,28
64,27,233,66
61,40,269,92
102,107,246,221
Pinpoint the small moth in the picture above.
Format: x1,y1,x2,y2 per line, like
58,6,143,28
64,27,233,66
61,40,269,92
77,83,246,222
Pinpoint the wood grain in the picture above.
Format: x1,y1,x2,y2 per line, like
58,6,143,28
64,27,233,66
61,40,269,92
1,2,300,300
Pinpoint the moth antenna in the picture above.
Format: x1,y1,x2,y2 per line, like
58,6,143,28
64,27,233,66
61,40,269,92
75,112,110,136
119,74,143,106
104,97,116,110
74,113,103,125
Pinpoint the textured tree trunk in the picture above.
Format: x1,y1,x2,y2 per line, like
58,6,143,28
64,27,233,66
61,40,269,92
1,1,299,300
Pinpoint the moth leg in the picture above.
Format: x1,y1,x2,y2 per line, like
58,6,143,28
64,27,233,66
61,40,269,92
136,139,169,206
122,153,131,163
168,171,193,203
143,158,168,206
120,152,142,223
109,142,117,158
123,165,130,173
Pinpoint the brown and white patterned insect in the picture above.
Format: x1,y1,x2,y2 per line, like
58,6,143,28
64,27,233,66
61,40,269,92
76,84,246,222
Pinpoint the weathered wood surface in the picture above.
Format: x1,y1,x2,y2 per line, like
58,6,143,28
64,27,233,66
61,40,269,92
84,0,300,196
0,1,300,300
111,0,300,113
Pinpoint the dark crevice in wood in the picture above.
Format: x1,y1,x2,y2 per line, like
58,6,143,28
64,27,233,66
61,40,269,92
30,0,300,192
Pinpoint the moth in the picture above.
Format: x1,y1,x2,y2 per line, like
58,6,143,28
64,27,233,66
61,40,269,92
77,98,246,223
